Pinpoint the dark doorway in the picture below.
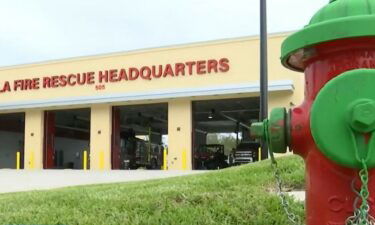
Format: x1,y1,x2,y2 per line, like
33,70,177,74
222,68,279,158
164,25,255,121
192,97,260,169
112,103,168,170
0,113,25,169
44,108,90,169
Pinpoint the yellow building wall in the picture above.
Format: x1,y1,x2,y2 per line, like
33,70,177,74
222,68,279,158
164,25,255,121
24,110,44,169
168,99,193,170
267,35,304,107
0,33,305,170
0,33,303,109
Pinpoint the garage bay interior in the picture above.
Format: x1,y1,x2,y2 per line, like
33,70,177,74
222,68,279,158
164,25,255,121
112,103,168,170
0,113,25,169
192,98,260,170
44,108,91,169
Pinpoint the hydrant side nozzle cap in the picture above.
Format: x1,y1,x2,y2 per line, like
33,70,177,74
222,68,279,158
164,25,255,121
281,0,375,72
250,122,266,139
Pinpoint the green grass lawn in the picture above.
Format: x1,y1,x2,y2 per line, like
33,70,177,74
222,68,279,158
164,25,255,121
0,156,305,225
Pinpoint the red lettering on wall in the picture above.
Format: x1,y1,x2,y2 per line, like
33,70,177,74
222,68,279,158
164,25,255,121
185,61,196,75
59,75,67,87
87,72,95,84
207,59,218,73
67,74,77,86
76,73,87,85
95,84,105,90
43,77,51,88
119,69,128,81
175,63,185,76
152,65,163,78
24,79,32,90
14,80,21,91
140,66,152,80
219,58,230,72
163,64,174,77
196,60,207,75
129,68,139,80
32,78,40,90
1,81,11,93
109,69,118,82
99,70,108,83
3,58,231,93
51,76,59,88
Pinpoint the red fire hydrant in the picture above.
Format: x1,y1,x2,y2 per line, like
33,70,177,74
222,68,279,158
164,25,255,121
251,0,375,224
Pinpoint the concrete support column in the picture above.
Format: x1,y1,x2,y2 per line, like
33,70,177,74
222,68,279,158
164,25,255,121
168,99,192,170
24,110,44,169
90,104,112,170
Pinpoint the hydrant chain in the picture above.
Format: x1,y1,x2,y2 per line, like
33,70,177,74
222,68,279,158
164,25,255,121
271,161,302,225
251,109,301,224
270,149,302,224
345,160,375,225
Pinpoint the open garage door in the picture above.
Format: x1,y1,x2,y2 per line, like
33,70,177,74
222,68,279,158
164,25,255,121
192,97,260,170
44,108,90,169
0,113,25,169
112,103,168,170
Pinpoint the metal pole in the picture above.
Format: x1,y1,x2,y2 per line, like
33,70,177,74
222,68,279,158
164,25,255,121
260,0,269,160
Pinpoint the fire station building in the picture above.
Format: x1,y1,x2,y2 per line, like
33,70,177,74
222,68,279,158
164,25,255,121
0,33,303,170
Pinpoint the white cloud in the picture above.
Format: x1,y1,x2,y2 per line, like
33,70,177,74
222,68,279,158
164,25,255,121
0,0,327,67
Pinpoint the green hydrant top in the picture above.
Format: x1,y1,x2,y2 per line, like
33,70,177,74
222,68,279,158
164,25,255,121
281,0,375,72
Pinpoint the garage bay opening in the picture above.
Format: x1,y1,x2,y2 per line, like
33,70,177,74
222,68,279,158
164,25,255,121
112,103,168,170
0,113,25,169
192,97,260,170
43,108,90,169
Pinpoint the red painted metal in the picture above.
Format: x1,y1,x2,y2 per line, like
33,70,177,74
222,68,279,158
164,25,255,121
43,111,55,169
111,107,121,169
290,37,375,225
20,113,25,169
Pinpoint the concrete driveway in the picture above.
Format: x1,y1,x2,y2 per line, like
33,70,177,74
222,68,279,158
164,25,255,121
0,169,206,194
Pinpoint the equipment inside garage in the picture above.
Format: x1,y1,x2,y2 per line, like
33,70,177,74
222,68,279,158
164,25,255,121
192,97,260,170
112,103,167,170
0,113,25,169
44,108,90,169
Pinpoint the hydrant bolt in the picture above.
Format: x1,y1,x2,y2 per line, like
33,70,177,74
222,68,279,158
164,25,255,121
350,101,375,133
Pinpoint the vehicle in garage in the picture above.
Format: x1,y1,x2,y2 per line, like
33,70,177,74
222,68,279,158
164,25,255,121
194,144,228,170
232,141,260,165
112,103,167,170
120,130,164,170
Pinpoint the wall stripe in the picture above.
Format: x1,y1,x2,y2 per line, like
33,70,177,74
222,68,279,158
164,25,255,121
0,80,293,110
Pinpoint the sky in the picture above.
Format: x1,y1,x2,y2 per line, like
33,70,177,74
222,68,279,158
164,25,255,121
0,0,328,67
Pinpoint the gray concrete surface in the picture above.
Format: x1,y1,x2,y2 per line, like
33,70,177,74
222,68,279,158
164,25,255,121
0,169,206,194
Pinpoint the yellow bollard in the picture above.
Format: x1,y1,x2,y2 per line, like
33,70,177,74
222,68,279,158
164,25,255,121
30,151,35,169
16,151,20,170
182,149,187,170
83,150,88,170
99,151,104,170
258,147,261,162
163,148,168,170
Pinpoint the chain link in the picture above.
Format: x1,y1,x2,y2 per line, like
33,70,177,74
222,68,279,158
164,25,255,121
345,160,375,225
271,160,302,225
